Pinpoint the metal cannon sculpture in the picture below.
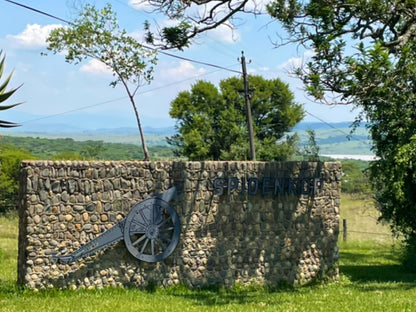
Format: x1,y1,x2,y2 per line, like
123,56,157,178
52,186,181,264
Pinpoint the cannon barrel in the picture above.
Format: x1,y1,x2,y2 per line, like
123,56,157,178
51,186,181,264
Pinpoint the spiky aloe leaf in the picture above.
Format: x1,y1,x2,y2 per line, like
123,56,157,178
0,103,22,111
0,120,20,128
0,51,5,78
0,50,23,128
0,85,22,103
0,71,14,94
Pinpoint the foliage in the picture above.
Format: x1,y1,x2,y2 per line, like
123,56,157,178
0,136,175,161
46,4,157,160
80,141,107,160
0,50,22,128
142,0,262,49
51,151,84,161
0,145,34,213
168,76,304,160
341,160,371,194
261,1,416,253
301,129,320,161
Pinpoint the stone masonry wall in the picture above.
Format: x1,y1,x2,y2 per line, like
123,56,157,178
18,161,341,290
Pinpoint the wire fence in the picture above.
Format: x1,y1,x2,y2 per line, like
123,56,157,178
339,218,399,244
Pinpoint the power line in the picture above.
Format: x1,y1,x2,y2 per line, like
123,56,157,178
158,50,241,74
4,0,73,25
3,0,242,75
19,65,235,125
5,0,365,141
20,97,127,124
305,110,368,142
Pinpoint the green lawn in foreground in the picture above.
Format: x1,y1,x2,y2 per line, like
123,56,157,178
1,211,416,312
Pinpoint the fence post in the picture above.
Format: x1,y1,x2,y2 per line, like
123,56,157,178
343,219,348,242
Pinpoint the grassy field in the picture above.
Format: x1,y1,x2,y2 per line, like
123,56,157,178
340,194,394,243
1,196,416,312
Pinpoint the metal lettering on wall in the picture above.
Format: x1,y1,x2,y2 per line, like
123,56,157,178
213,177,324,196
51,187,181,264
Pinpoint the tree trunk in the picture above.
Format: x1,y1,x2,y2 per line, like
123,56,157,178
129,96,150,161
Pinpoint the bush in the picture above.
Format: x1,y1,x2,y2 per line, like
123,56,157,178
0,144,35,213
402,236,416,272
341,160,372,194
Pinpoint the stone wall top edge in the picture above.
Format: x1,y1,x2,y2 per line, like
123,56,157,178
20,160,340,167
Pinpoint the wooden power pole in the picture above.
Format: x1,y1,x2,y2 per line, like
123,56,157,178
240,51,256,161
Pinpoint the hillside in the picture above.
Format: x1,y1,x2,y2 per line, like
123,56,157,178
1,122,374,156
294,122,372,156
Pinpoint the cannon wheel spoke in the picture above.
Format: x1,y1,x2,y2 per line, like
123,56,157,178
124,197,181,262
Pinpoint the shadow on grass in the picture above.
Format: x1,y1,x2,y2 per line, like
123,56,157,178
340,249,416,290
164,284,295,306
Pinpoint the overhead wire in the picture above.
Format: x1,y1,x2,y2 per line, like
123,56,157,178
4,0,364,141
3,0,242,125
3,0,242,75
19,65,238,125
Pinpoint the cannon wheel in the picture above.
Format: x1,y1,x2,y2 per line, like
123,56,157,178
123,197,181,262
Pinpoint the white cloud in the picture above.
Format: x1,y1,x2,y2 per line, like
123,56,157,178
80,59,113,76
278,49,315,72
160,61,206,81
7,24,63,50
206,22,241,44
128,0,155,11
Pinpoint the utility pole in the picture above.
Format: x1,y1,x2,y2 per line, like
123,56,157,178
240,51,256,160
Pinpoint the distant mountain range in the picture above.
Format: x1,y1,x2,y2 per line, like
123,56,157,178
2,120,359,136
1,120,373,155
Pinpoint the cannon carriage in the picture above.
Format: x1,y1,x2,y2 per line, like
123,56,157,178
52,186,181,264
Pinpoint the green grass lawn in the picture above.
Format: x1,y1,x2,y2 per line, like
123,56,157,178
1,198,416,312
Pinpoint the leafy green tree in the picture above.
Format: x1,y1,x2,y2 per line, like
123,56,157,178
51,151,84,161
131,2,416,259
302,129,320,161
80,141,106,160
168,76,304,160
145,1,416,253
142,0,263,49
46,4,157,160
0,50,22,128
341,160,371,195
0,145,34,212
265,0,416,258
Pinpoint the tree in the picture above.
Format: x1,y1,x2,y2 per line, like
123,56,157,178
302,129,320,162
168,75,304,160
142,0,263,49
135,0,416,263
0,50,22,128
341,160,371,195
80,141,106,160
266,0,416,260
0,145,34,212
46,4,157,160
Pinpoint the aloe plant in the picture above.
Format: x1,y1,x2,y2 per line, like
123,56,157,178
0,50,22,128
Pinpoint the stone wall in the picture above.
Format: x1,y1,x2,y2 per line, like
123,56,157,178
18,160,341,290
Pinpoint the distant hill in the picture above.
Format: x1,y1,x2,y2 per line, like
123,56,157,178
82,126,176,136
1,121,373,155
294,122,372,155
293,121,356,131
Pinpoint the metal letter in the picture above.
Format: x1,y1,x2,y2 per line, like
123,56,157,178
248,178,258,195
262,177,273,195
213,178,225,195
228,177,239,195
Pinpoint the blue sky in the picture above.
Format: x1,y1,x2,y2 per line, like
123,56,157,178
0,0,359,133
